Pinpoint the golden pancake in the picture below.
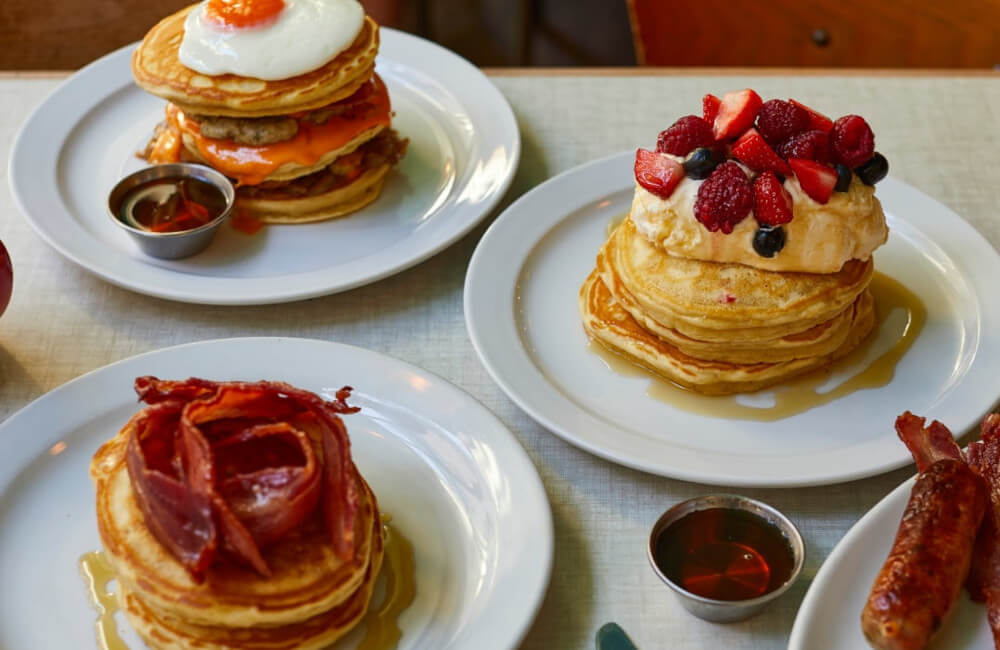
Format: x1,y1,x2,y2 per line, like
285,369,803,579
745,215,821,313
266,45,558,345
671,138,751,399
242,165,391,224
606,218,873,340
91,417,378,628
580,270,876,395
132,7,380,118
118,511,384,650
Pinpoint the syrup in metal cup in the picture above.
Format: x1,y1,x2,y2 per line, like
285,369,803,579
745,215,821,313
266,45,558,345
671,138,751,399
647,494,804,623
108,164,235,259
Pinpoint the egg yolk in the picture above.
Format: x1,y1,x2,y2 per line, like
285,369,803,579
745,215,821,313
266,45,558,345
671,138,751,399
205,0,285,29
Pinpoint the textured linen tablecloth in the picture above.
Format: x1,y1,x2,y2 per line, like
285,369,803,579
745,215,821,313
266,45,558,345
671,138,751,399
1,71,999,649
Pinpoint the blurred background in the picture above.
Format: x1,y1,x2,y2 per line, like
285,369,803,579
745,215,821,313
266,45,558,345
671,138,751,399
1,0,997,69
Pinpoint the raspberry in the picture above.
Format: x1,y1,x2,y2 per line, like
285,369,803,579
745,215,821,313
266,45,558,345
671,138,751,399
756,99,810,144
830,115,875,168
694,162,753,234
777,129,831,164
656,116,715,156
752,171,793,226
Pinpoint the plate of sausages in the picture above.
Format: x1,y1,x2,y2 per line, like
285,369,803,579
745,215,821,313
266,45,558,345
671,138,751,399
789,412,1000,650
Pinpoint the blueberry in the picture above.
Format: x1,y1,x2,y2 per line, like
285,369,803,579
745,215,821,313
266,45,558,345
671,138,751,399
753,226,785,258
683,147,722,180
834,164,852,192
855,152,888,185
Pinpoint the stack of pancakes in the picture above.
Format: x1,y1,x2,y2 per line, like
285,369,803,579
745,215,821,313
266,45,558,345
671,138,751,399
91,419,384,650
132,6,406,224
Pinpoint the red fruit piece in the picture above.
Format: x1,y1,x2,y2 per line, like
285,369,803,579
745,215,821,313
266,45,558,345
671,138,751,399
693,161,753,233
788,158,837,204
712,89,763,141
634,149,684,199
656,115,715,156
777,129,832,164
789,99,834,132
830,115,875,168
756,99,810,144
752,171,793,226
703,94,721,124
731,128,793,176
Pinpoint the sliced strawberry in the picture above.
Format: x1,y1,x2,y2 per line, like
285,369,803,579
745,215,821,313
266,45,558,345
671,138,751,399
702,94,721,125
731,128,793,176
634,149,684,199
752,171,793,226
712,89,763,141
789,99,834,133
788,158,837,204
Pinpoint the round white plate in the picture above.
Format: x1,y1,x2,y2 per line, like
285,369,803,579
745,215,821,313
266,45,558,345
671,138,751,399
788,474,991,648
8,30,519,305
0,338,552,649
464,151,1000,487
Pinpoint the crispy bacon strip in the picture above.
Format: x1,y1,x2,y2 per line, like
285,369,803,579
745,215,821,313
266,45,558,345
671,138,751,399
895,410,965,472
966,414,1000,649
126,377,360,582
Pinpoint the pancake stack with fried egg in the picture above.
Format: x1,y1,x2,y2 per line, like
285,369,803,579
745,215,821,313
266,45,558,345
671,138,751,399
581,90,890,395
90,378,383,649
133,0,406,224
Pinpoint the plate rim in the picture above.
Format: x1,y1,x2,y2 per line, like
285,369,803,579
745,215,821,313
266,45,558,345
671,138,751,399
0,336,553,649
464,149,1000,487
7,29,520,305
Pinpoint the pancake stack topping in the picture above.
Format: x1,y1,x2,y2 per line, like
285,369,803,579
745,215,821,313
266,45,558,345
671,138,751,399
581,90,890,395
132,0,407,225
90,377,385,649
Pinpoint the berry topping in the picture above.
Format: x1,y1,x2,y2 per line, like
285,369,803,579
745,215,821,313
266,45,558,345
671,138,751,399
634,149,685,199
788,158,838,204
712,89,763,141
753,226,786,258
756,99,810,144
788,99,834,133
703,94,722,125
830,115,875,168
834,163,852,192
656,115,716,156
855,152,889,185
694,162,753,234
752,171,793,226
731,128,794,176
683,147,723,180
777,129,832,164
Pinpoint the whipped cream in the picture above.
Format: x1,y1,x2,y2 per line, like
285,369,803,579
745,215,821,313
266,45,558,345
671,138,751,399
179,0,364,80
630,160,888,274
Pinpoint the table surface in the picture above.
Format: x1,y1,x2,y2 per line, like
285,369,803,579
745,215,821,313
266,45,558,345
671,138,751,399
1,68,999,650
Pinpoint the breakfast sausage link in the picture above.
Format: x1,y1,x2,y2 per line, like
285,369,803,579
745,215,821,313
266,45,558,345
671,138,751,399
861,459,986,650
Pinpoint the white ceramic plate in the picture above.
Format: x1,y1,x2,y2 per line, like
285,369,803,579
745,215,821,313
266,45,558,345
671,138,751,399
465,151,1000,487
8,30,518,305
788,474,991,648
0,338,552,649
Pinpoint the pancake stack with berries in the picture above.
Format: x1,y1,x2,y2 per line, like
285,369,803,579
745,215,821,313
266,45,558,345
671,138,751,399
580,90,889,395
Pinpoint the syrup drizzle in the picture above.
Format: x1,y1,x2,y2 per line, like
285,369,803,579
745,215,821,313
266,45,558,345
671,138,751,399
79,551,127,650
590,271,927,421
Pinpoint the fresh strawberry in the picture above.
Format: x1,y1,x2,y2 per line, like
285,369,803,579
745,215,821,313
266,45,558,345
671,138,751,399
789,99,834,133
731,128,793,176
788,158,837,204
656,115,715,156
830,115,875,168
702,94,722,125
634,149,684,199
752,171,793,226
694,161,753,233
712,89,763,141
756,99,810,144
777,129,832,164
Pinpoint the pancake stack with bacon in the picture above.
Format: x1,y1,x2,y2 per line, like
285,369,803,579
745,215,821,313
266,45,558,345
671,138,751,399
90,378,383,650
132,2,407,224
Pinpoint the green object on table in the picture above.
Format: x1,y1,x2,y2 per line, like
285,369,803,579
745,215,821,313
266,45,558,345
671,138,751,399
596,622,639,650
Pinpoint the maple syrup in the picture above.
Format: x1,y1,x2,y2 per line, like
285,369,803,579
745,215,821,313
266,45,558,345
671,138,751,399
652,508,795,601
590,271,926,420
357,521,418,650
79,550,127,650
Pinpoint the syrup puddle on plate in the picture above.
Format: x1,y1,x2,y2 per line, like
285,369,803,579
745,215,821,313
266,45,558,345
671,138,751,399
590,271,926,421
80,520,417,650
